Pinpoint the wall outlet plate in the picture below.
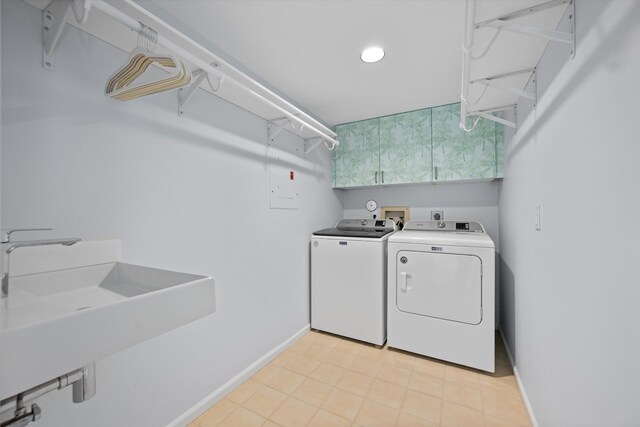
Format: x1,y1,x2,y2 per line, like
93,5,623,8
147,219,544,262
431,211,444,221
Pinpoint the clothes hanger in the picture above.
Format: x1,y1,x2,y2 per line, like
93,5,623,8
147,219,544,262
105,24,191,101
111,59,190,101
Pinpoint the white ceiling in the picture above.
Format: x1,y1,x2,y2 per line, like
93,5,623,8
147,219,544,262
148,0,568,126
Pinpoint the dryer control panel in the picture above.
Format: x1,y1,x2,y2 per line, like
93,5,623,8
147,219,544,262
404,220,485,233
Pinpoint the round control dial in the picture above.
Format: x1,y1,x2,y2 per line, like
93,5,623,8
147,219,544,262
365,199,378,212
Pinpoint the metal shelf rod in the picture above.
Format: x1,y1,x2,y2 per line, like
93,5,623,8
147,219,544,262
459,0,476,131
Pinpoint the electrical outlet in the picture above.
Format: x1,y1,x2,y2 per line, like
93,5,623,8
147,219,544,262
431,211,444,221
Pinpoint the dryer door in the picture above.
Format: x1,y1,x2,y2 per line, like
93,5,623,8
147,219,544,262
396,251,482,325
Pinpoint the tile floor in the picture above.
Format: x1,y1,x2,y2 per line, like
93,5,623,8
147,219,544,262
189,331,532,427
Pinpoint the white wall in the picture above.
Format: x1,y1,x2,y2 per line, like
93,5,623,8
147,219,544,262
0,0,2,280
499,1,640,426
0,1,342,425
341,182,500,249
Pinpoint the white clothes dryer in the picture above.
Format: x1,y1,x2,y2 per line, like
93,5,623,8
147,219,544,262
387,220,495,372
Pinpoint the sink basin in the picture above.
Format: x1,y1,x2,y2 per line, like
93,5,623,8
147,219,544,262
0,262,215,400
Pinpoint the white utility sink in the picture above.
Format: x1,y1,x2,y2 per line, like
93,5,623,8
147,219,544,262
0,262,215,400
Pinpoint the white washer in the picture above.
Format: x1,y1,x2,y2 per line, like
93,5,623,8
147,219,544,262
387,220,495,372
311,219,396,346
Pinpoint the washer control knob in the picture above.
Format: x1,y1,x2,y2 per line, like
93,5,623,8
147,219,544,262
437,220,446,229
361,219,367,226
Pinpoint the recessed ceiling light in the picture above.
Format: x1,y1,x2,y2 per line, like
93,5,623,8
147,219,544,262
361,47,385,63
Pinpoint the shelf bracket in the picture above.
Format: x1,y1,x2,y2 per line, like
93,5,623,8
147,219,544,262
569,0,576,58
530,69,538,108
267,118,293,145
482,19,572,44
178,63,223,116
268,116,337,154
270,115,303,134
71,0,92,25
473,111,516,129
304,138,325,155
475,0,576,58
269,117,294,126
178,70,207,116
468,104,517,129
471,68,537,101
42,0,71,71
205,73,224,92
304,136,337,155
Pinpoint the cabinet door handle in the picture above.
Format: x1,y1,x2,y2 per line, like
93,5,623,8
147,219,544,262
434,166,438,181
375,171,378,184
381,171,385,183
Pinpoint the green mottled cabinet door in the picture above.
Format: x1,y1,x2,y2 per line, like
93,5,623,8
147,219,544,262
379,109,432,185
432,103,497,181
334,118,380,187
496,122,504,178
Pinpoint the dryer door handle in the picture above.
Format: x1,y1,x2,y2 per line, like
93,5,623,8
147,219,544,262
400,272,410,292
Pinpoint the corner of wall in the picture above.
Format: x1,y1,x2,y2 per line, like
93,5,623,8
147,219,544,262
1,0,3,277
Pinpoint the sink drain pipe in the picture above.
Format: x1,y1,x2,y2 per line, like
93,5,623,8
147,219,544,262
0,363,95,426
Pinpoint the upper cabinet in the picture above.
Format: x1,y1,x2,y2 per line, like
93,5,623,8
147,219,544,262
496,124,504,179
431,103,497,182
379,109,432,185
334,118,380,187
333,103,502,188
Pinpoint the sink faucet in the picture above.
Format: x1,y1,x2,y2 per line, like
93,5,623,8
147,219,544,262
1,229,81,299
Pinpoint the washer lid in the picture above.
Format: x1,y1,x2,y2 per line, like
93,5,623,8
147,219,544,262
313,228,395,238
313,218,396,239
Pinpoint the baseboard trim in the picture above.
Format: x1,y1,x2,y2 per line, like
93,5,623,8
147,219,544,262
498,328,539,427
168,324,311,427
